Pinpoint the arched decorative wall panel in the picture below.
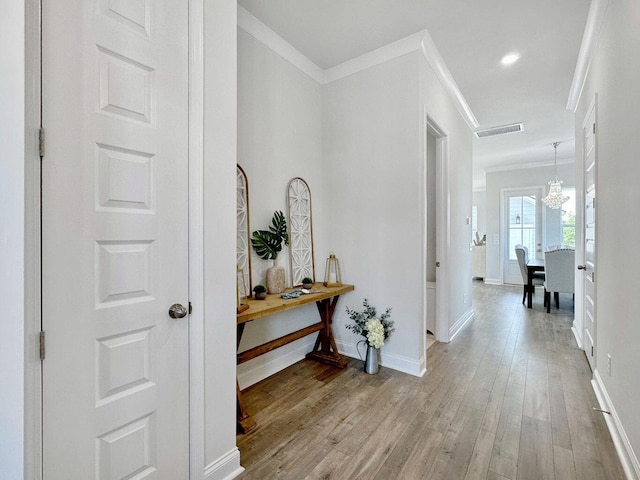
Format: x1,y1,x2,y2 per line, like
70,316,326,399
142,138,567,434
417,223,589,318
287,177,315,286
237,165,252,298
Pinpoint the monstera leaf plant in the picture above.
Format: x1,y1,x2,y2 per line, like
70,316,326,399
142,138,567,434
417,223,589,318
251,210,289,260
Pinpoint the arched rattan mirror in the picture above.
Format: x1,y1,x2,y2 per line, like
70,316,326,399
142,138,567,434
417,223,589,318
287,177,315,286
237,165,252,298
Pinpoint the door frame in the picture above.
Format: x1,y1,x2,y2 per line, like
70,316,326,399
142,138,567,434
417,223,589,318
577,94,598,358
423,113,450,349
499,186,546,284
23,0,207,477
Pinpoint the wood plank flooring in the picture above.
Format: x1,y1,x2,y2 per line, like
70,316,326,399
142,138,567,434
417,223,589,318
236,282,625,479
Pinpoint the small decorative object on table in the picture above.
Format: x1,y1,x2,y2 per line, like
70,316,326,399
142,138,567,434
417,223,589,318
345,299,394,374
323,252,342,287
252,284,267,300
302,277,314,289
251,210,289,294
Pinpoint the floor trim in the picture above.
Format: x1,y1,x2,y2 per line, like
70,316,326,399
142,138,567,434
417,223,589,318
204,448,244,480
449,307,474,341
592,369,640,480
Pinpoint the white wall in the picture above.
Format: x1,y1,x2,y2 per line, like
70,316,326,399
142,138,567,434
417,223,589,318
575,0,640,469
472,190,486,240
203,0,242,476
324,52,425,374
0,2,25,478
236,28,328,387
419,54,474,338
484,163,575,283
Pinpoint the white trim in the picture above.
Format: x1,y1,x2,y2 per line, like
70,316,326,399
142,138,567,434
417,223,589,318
204,448,245,480
566,0,612,112
323,31,424,84
237,5,325,84
25,0,42,477
237,338,316,389
571,324,583,349
449,308,474,341
483,158,575,174
188,0,206,478
592,370,640,480
336,340,426,377
420,30,480,130
483,278,503,285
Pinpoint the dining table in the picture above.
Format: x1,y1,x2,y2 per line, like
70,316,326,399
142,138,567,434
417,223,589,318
526,258,545,308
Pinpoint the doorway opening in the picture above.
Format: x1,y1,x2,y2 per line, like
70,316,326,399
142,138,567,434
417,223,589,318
424,115,450,354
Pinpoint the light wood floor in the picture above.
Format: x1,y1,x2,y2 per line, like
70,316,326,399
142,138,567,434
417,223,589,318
236,282,625,479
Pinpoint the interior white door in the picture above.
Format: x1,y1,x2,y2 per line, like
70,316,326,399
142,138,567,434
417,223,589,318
582,103,597,370
503,189,544,285
42,1,190,478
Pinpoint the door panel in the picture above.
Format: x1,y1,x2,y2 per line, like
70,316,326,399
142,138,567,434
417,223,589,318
503,189,543,285
42,0,189,478
583,104,597,370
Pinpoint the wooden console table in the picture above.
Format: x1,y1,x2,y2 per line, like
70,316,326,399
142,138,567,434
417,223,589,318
236,283,354,433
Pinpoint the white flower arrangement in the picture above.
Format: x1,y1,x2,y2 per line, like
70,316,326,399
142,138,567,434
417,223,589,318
345,299,394,348
365,318,385,348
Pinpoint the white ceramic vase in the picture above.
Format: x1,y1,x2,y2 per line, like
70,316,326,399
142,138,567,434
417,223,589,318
266,258,286,294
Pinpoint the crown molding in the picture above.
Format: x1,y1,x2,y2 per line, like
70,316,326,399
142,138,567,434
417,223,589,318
483,158,575,174
323,31,425,83
237,7,480,132
566,0,612,112
420,30,480,130
237,5,325,84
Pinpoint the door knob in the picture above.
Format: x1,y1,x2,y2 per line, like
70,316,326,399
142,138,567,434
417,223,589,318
168,303,188,319
577,265,586,270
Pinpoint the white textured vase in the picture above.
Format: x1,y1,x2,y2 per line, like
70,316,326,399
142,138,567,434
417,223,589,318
266,258,286,294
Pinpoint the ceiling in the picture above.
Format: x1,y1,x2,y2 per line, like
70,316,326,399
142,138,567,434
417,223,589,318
238,0,591,189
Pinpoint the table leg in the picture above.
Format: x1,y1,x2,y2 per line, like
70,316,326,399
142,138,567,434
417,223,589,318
305,295,348,368
527,269,533,308
236,323,257,434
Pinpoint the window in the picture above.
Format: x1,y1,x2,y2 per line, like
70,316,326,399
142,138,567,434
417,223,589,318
472,205,478,241
562,188,576,248
508,195,537,260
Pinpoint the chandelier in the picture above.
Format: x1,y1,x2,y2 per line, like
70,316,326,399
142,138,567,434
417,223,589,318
542,142,569,210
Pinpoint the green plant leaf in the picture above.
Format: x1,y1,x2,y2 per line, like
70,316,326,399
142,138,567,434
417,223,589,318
251,210,289,260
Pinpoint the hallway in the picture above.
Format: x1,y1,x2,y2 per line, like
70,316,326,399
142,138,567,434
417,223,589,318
237,282,625,479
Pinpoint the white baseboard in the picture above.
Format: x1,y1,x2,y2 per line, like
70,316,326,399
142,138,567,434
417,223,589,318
592,369,640,480
336,340,426,377
204,448,244,480
483,278,502,285
571,322,583,349
237,338,315,389
449,308,474,341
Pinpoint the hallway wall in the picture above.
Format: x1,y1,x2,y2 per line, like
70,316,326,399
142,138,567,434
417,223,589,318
574,0,640,472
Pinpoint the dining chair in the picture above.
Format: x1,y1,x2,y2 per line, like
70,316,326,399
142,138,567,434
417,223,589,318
515,244,544,304
543,248,575,313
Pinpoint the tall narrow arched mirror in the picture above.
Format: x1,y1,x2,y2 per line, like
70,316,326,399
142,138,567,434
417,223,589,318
237,165,252,298
287,177,315,286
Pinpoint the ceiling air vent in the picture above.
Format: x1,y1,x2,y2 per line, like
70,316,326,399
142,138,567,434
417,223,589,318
474,123,524,139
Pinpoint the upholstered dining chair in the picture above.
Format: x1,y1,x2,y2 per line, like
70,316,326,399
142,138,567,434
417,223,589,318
515,244,544,304
543,248,575,313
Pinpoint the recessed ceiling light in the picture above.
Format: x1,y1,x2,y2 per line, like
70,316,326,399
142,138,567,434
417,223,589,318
501,53,520,65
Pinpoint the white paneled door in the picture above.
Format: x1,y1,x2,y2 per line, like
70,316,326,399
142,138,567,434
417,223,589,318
42,1,190,478
581,101,597,371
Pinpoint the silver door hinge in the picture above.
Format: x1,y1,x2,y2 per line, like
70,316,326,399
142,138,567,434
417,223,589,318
593,123,596,134
188,302,192,314
39,128,45,157
39,331,46,360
